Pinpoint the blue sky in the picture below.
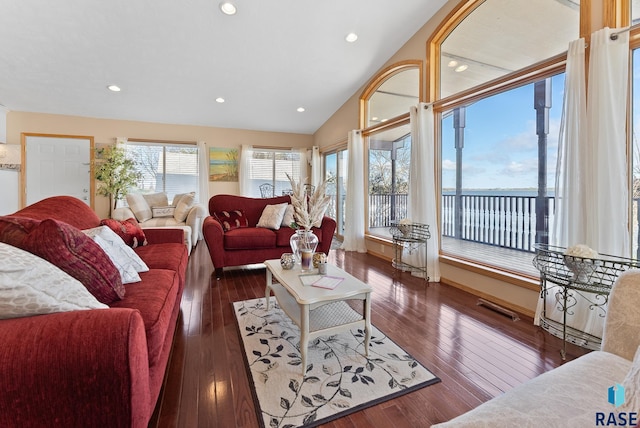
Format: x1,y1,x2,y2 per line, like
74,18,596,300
441,74,564,190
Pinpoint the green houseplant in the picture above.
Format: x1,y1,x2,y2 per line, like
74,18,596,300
94,146,141,215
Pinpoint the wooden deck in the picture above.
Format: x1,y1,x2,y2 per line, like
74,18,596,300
371,227,539,277
149,242,587,427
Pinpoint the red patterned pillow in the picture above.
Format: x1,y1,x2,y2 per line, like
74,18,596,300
22,219,125,304
100,218,148,248
214,210,249,232
0,216,41,248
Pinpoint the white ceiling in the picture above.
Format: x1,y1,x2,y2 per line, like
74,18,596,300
0,0,448,135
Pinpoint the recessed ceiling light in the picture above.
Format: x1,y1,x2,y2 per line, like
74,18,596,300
220,2,237,15
380,118,388,123
454,64,468,72
447,60,458,67
297,107,305,112
345,33,358,43
371,116,379,121
216,97,225,103
107,85,121,92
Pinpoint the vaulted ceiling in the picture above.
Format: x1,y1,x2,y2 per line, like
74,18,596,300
0,0,448,135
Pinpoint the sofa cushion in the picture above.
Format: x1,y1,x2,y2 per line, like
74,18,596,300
256,203,288,230
432,351,632,427
110,268,179,367
134,243,187,272
143,192,169,211
100,218,148,248
0,242,108,320
174,192,195,222
22,219,125,304
83,226,149,284
13,195,101,230
126,194,153,222
209,194,291,227
620,345,640,412
224,227,277,249
0,216,41,248
214,210,249,232
281,204,295,227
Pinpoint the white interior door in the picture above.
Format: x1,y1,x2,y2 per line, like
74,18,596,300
24,135,93,207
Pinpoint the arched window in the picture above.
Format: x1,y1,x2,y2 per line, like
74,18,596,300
360,61,421,239
430,0,583,277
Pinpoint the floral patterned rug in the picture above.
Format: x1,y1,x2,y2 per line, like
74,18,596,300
233,297,440,428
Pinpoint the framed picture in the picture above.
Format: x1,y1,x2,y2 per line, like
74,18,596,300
209,147,239,182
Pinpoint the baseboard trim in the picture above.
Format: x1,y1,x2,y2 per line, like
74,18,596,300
440,277,535,319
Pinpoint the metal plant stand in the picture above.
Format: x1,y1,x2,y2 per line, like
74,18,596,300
389,221,430,281
532,244,640,359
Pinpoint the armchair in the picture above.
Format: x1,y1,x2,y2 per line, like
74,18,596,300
113,192,207,253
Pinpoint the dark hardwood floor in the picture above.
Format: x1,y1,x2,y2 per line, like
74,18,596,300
149,241,589,427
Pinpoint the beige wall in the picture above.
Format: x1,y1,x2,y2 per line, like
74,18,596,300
7,111,313,218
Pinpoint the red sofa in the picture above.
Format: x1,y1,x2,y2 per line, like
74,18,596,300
203,194,337,277
0,196,187,427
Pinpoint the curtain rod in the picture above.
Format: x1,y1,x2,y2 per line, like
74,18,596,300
610,27,630,41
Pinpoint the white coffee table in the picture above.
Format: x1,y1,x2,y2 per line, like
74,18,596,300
264,259,373,371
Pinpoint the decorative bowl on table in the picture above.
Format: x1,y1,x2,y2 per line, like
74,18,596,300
563,244,600,283
280,253,295,270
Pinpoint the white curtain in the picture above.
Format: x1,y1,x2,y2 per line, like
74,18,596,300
197,141,209,204
585,27,630,258
539,30,630,340
239,144,254,197
341,130,367,252
296,148,307,183
405,103,441,281
551,38,587,249
311,146,322,187
537,38,587,327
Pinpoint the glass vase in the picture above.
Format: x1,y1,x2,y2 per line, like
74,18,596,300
289,229,319,265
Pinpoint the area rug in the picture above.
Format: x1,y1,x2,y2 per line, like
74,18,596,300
233,297,440,428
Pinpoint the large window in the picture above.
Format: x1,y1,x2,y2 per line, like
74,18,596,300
368,123,411,239
244,148,302,198
361,64,420,240
325,148,348,236
440,75,564,275
433,0,580,276
126,141,200,204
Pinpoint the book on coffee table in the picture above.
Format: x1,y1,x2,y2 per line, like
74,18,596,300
298,274,344,289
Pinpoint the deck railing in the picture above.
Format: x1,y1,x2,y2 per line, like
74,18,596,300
367,193,553,253
353,193,640,257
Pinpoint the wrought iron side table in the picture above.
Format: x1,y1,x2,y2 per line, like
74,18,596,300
389,221,430,281
532,243,640,359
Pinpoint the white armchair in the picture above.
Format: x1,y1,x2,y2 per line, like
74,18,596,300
113,192,207,254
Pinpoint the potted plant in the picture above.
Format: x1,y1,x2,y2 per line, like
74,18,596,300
94,145,141,216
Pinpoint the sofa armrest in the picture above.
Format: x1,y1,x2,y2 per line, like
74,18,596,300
203,216,225,269
142,227,184,245
315,216,337,255
112,207,136,221
0,308,151,428
186,204,207,244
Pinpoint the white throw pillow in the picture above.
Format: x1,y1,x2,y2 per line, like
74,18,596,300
151,205,175,218
620,345,640,412
174,192,195,222
281,204,295,228
257,203,288,230
126,194,152,222
0,242,108,320
143,192,169,210
83,226,149,284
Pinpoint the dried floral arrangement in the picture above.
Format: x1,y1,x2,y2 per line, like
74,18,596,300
286,174,331,230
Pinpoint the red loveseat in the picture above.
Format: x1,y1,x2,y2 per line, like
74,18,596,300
0,196,187,427
203,194,337,278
